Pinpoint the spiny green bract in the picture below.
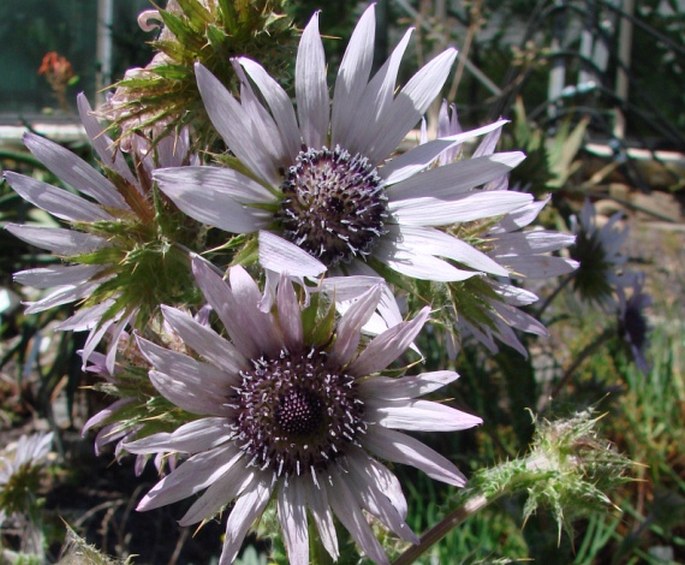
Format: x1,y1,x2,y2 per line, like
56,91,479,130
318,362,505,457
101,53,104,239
472,409,633,543
108,0,298,149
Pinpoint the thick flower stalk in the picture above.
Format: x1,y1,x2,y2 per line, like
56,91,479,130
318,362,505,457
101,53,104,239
4,94,199,372
124,256,482,565
154,4,531,285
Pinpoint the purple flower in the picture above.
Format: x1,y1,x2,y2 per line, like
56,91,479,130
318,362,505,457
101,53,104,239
616,272,651,374
124,256,481,564
4,95,195,373
153,5,530,284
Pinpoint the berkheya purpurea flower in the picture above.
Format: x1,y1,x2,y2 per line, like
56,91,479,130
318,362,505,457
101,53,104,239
124,256,482,564
4,95,200,373
153,5,531,290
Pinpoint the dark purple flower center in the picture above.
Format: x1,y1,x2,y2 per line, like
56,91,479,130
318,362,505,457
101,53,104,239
230,347,366,478
277,145,388,267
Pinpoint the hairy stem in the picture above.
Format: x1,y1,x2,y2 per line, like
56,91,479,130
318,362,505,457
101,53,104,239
393,493,491,565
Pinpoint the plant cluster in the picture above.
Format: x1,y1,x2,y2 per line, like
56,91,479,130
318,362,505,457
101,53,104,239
1,1,675,564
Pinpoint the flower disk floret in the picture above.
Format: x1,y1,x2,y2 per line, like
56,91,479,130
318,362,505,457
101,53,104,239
124,256,482,565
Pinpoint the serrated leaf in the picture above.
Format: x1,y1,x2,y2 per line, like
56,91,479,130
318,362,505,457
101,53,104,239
175,0,212,26
218,0,239,34
207,23,228,50
158,9,204,51
310,301,336,348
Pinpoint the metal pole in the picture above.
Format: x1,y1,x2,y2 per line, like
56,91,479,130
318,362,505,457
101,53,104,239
96,0,114,104
614,0,635,139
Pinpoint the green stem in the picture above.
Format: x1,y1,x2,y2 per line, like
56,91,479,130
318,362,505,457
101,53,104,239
392,493,493,565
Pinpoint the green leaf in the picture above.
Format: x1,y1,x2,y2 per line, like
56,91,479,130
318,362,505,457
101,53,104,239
207,23,228,51
218,0,239,34
175,0,212,26
158,9,204,51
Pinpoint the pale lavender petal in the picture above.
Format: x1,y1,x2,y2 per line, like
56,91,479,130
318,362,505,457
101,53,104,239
367,48,457,164
135,445,243,511
331,265,405,336
155,165,275,204
490,197,548,233
219,475,274,565
318,274,384,300
389,190,532,227
154,127,191,168
461,319,497,354
332,4,375,147
77,94,137,186
381,120,510,185
5,224,107,255
104,310,135,374
276,275,303,351
332,284,382,365
349,306,429,375
22,132,128,209
124,417,233,454
368,399,482,431
137,337,234,415
346,28,413,158
301,473,339,560
231,59,291,170
374,246,476,282
491,301,547,336
388,151,526,201
495,282,539,306
154,168,268,233
14,265,102,288
179,466,262,528
277,480,309,565
258,231,327,278
493,231,576,254
195,63,280,185
489,320,528,356
56,300,115,331
347,448,408,519
149,369,230,416
24,280,100,314
94,423,129,456
3,172,112,222
161,305,247,374
363,426,467,487
392,225,508,276
80,317,117,369
472,124,503,157
191,257,261,359
503,255,579,278
327,470,389,565
343,454,417,543
295,12,329,149
238,57,301,160
82,398,134,436
227,264,282,356
360,370,460,400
